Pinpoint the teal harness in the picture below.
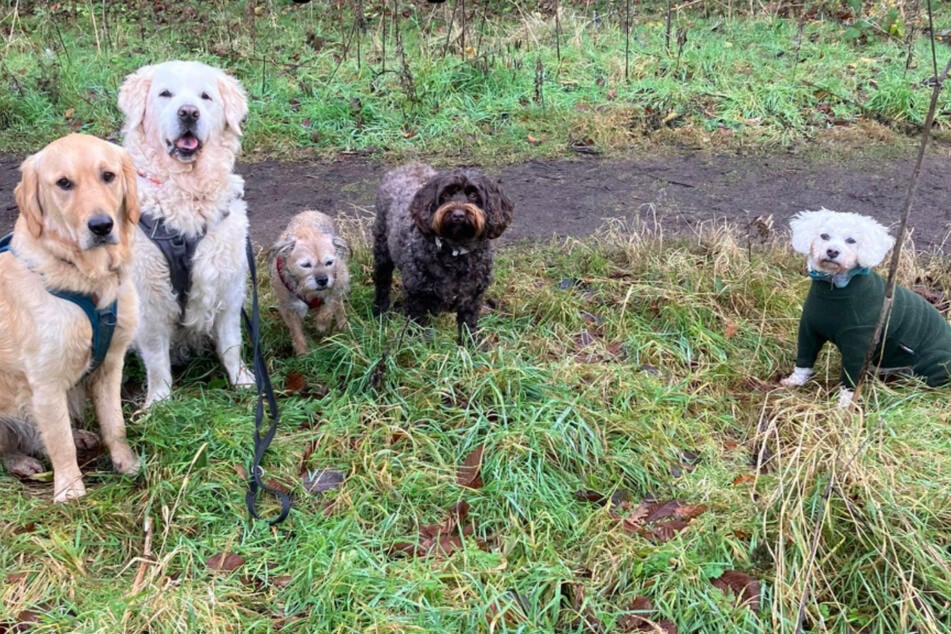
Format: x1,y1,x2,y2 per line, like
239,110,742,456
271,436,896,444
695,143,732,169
0,233,117,376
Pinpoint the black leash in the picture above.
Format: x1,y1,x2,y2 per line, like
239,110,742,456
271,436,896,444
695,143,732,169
242,237,292,524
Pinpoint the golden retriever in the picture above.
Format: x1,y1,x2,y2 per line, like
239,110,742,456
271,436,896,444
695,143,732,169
0,134,141,502
268,210,350,356
118,60,254,406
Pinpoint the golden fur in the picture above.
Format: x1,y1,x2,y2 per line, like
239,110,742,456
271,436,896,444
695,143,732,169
268,210,350,356
0,134,141,502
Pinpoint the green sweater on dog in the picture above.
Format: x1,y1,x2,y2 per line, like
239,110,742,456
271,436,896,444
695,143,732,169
795,271,951,388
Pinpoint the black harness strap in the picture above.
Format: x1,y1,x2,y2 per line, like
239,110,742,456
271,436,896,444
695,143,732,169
242,237,291,524
138,214,206,317
0,233,117,376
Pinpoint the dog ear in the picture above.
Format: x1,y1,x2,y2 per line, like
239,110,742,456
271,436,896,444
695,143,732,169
117,64,154,132
856,218,895,268
270,236,296,259
409,176,443,237
120,150,141,226
478,176,513,240
788,211,817,255
217,72,248,136
13,152,43,238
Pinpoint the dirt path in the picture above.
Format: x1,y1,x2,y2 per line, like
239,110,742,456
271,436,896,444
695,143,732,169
3,149,950,252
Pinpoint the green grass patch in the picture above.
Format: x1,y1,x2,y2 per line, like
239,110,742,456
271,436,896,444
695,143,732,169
2,222,949,633
2,3,951,162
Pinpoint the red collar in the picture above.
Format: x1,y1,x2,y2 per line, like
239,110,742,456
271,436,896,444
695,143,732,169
276,256,322,309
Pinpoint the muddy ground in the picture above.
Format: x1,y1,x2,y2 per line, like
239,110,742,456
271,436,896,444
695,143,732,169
2,148,950,252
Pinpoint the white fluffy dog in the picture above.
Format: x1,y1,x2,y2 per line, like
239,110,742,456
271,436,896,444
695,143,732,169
267,210,350,356
118,60,254,406
781,208,951,406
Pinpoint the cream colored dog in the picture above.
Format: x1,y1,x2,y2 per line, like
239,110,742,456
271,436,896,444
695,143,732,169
118,60,254,406
0,134,141,502
268,210,350,356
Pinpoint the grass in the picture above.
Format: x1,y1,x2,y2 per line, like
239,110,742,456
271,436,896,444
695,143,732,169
2,220,949,633
2,2,951,163
2,2,951,633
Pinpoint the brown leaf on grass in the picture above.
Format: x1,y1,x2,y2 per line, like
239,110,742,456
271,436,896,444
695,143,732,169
619,500,707,543
283,371,306,395
723,322,738,339
6,572,28,585
574,490,607,504
732,473,757,486
390,501,478,558
711,570,761,611
234,464,248,480
206,552,246,572
302,468,345,495
457,444,485,489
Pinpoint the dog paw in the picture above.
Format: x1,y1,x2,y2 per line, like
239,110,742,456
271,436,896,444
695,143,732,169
780,367,814,387
233,367,256,388
5,454,45,479
53,475,86,503
836,388,855,409
109,443,141,476
72,429,101,451
144,385,172,408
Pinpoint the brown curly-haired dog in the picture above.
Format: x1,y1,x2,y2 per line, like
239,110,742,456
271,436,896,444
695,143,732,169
372,162,514,342
268,210,350,356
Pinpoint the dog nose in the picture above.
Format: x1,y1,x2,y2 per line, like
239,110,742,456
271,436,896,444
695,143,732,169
451,208,467,221
178,105,200,122
87,214,114,237
826,248,839,259
314,274,329,288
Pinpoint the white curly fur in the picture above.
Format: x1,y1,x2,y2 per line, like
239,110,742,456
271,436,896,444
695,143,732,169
782,208,896,408
789,208,895,274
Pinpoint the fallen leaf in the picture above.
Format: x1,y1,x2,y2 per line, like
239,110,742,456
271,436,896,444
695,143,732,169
303,468,345,495
724,322,738,339
711,570,760,611
457,444,485,489
206,552,245,572
732,473,757,486
283,371,306,395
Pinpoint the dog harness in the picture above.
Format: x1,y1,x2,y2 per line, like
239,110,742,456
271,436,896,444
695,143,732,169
0,233,117,375
275,255,322,309
138,213,206,318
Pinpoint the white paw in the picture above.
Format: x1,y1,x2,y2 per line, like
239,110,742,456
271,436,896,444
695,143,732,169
233,367,256,388
53,475,86,503
780,367,814,387
144,385,172,408
836,388,855,409
111,443,141,476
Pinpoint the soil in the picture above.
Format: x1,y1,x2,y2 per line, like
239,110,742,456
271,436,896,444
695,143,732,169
3,148,951,252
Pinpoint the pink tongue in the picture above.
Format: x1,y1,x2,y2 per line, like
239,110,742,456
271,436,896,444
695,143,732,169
175,136,199,150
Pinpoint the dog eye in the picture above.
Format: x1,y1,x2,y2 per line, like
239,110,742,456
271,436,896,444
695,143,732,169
102,171,116,183
845,237,856,244
820,233,830,240
201,92,212,101
464,186,480,201
56,177,73,190
158,89,172,98
300,261,313,269
325,259,334,267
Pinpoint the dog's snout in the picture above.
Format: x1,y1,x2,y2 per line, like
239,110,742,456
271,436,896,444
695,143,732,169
826,248,840,259
314,274,329,288
87,214,114,237
451,208,467,221
178,104,200,123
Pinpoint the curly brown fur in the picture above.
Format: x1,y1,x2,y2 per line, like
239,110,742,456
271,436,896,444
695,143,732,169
268,210,350,356
372,162,514,342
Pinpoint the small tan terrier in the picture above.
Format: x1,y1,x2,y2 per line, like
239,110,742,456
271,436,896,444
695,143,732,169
268,210,350,355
